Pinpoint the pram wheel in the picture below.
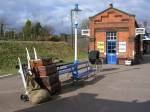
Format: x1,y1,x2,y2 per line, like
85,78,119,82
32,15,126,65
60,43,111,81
20,94,29,102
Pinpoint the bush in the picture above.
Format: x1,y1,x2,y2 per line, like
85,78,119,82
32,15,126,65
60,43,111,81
49,35,60,42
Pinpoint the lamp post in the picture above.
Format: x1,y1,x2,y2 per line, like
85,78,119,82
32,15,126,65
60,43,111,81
71,9,73,48
72,4,81,62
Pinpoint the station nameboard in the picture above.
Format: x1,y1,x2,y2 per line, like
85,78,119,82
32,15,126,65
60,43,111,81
135,28,145,35
81,29,90,36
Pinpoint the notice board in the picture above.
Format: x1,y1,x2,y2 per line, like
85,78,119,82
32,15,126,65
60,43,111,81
119,42,126,53
97,42,104,53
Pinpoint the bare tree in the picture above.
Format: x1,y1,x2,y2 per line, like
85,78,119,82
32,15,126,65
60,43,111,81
0,17,8,39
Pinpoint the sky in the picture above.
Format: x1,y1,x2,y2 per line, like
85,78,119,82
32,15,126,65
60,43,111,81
0,0,150,33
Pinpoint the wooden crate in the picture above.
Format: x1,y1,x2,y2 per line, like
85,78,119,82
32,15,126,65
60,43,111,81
30,58,53,68
34,64,57,77
35,73,59,86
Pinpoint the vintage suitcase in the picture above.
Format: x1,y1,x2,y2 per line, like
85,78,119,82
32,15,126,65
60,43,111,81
34,64,57,77
30,58,53,68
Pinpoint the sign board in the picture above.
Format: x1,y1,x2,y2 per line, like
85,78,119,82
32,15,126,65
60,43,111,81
135,28,145,35
97,42,104,53
119,42,126,53
81,29,90,36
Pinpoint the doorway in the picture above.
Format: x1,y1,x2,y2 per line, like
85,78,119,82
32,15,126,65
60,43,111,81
106,32,117,64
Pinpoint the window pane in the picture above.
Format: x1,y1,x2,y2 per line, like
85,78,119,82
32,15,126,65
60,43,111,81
107,33,110,37
112,50,116,53
108,50,111,53
107,46,111,50
112,42,116,46
112,45,116,50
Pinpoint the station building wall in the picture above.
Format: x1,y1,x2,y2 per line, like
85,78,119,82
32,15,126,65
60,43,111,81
89,5,140,64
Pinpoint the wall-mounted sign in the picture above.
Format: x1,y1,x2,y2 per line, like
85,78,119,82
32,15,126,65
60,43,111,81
97,42,104,53
135,28,145,35
81,29,90,36
119,42,126,53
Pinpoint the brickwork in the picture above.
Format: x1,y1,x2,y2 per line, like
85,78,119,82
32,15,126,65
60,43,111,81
89,5,139,64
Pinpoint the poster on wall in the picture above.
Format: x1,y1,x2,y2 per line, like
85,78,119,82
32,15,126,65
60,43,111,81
97,42,104,53
119,42,126,52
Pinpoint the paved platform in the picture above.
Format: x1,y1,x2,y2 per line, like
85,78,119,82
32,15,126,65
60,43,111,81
0,55,150,112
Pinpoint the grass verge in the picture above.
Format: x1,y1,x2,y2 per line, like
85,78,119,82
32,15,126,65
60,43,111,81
0,40,88,75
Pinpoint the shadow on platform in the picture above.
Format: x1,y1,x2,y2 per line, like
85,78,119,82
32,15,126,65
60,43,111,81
101,68,119,72
16,93,150,112
60,74,105,94
141,54,150,64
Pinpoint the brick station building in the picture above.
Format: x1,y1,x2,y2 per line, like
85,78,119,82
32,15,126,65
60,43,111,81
89,4,141,64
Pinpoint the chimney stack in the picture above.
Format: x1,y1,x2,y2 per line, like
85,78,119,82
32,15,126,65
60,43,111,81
109,3,113,8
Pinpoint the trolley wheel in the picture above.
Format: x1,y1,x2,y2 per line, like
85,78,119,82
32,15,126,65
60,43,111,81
20,94,29,102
